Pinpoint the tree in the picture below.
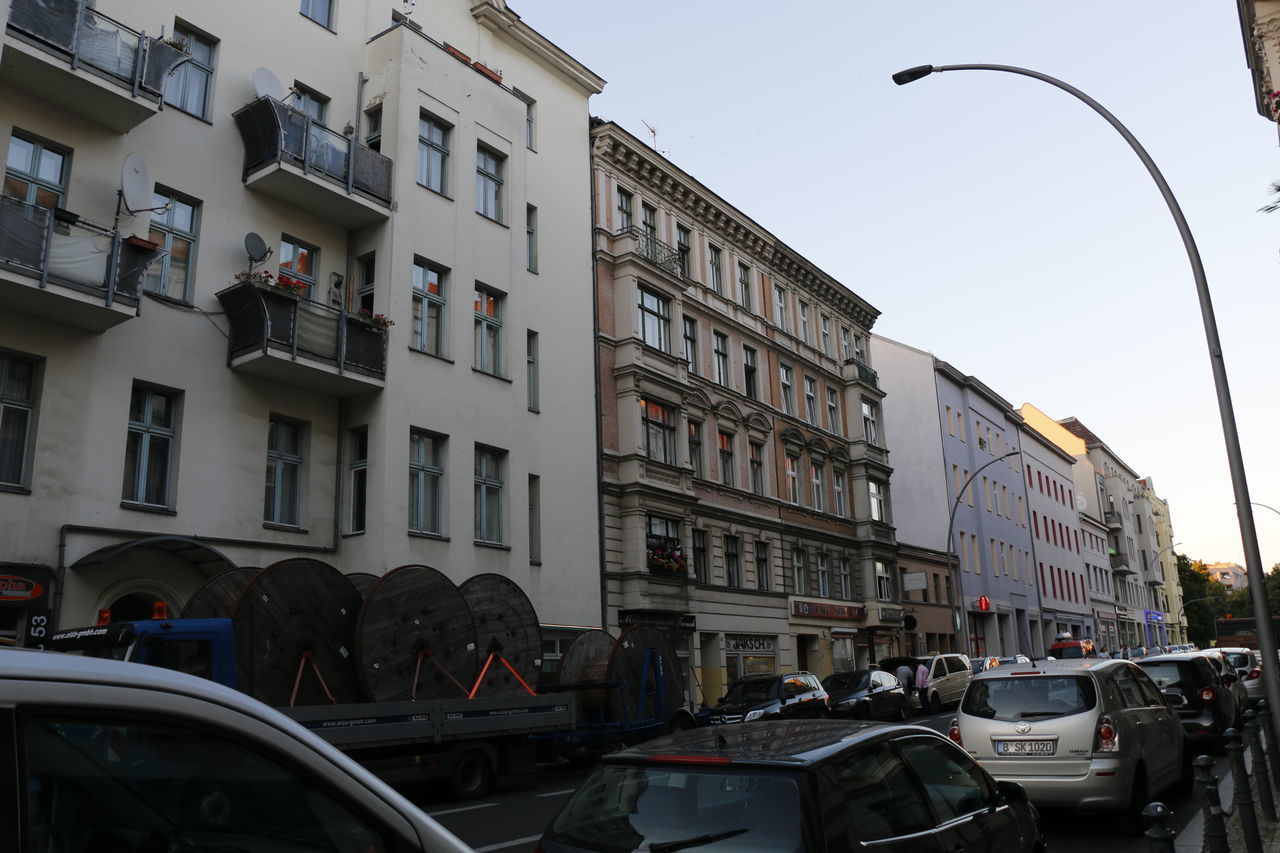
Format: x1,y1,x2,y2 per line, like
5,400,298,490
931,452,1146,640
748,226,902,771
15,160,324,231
1177,556,1228,647
1215,563,1280,625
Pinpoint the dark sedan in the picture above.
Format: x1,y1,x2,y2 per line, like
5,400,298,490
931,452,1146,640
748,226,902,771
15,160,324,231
823,669,907,721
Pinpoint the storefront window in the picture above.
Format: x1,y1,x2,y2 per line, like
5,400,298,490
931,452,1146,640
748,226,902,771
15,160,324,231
724,634,775,682
832,637,856,671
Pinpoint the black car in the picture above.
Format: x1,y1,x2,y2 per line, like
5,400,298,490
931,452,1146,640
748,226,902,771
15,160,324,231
823,669,907,721
709,671,828,724
1138,653,1240,746
539,720,1045,853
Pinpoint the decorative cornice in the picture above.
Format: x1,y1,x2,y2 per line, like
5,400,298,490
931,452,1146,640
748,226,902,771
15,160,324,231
471,1,605,95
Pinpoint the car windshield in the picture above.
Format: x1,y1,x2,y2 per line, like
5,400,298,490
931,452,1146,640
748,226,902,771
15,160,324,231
1222,652,1253,670
1141,661,1192,689
547,765,806,852
822,671,870,694
1054,646,1084,659
722,680,776,703
961,675,1097,721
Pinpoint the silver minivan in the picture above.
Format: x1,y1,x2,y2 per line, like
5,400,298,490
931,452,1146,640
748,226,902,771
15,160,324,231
953,658,1186,828
909,652,973,711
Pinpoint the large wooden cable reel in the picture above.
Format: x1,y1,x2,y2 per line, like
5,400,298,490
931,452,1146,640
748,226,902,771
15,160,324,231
181,567,261,619
606,626,685,724
458,574,542,696
355,564,479,701
346,572,380,599
557,629,615,722
232,558,364,706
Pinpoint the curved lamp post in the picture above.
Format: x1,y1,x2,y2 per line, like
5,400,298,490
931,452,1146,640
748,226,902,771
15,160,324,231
946,450,1019,657
893,63,1280,744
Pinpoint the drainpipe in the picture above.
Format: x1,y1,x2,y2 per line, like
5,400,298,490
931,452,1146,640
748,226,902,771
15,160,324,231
588,131,608,632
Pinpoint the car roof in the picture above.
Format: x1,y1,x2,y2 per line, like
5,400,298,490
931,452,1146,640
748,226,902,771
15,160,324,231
1136,653,1201,662
970,658,1130,679
602,720,944,766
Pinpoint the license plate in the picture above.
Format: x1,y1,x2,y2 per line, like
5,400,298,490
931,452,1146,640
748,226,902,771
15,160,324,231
995,740,1055,756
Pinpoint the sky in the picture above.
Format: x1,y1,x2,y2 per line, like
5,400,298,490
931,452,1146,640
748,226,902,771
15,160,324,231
514,1,1280,572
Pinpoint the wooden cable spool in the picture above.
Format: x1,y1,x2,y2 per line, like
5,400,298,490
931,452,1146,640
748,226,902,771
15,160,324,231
346,572,379,598
556,629,614,722
458,574,542,696
181,567,261,619
231,558,364,706
606,626,686,724
355,564,479,701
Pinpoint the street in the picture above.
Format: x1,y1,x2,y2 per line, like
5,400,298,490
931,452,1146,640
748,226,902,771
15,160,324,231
410,710,1229,853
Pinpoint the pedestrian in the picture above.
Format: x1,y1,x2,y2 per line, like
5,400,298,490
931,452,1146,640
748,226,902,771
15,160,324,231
1120,644,1130,660
895,661,914,715
915,660,931,715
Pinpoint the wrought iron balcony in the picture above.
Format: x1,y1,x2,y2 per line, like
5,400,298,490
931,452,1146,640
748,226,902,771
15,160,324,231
0,196,160,331
1104,510,1123,530
233,96,393,228
843,357,880,388
216,279,387,396
615,226,683,277
3,0,190,132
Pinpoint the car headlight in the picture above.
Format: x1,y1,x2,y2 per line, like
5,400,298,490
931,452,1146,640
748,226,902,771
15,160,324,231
744,709,764,722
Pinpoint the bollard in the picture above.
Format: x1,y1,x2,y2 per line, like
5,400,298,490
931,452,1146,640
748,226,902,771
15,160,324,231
1227,728,1263,853
1198,753,1231,853
1143,802,1177,853
1245,710,1278,822
1259,701,1280,804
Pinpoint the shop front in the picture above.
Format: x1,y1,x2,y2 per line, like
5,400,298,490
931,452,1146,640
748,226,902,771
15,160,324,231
790,599,868,676
0,564,54,648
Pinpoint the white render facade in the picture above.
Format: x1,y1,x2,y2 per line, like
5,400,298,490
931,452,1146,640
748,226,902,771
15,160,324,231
0,0,605,645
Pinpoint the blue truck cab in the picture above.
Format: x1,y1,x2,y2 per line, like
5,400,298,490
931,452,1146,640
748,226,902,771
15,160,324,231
50,617,239,689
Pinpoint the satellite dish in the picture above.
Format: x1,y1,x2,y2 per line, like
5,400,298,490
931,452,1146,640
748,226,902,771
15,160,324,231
120,153,152,214
244,232,271,265
252,66,285,101
1075,491,1088,512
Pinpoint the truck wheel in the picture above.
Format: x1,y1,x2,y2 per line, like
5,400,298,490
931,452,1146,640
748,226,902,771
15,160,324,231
449,750,494,799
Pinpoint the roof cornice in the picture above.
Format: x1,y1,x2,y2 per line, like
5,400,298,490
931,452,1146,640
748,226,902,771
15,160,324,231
471,2,605,95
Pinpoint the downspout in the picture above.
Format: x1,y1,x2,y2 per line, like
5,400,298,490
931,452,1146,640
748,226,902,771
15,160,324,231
588,128,608,632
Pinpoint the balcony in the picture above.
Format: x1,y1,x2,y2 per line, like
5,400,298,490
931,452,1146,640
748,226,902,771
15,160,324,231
613,226,683,278
1104,510,1123,530
1110,550,1134,574
2,0,190,132
0,196,160,331
844,357,880,389
233,96,393,229
216,279,387,396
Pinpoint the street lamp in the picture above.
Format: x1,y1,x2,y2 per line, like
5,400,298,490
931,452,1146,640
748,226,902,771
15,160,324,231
893,62,1280,746
945,450,1019,658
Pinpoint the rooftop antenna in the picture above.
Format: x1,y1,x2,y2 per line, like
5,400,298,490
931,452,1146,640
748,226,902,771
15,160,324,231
640,119,670,156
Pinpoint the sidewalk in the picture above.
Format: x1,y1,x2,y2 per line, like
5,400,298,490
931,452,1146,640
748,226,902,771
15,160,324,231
1173,755,1280,852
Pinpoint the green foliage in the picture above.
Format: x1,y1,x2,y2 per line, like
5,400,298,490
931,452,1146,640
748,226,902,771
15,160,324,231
1177,556,1227,647
1213,563,1280,623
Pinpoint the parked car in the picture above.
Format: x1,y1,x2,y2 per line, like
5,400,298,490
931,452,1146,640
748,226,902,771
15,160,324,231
1137,653,1240,746
823,669,907,720
1212,647,1263,705
538,720,1045,853
709,671,828,724
982,655,1032,671
954,658,1187,832
0,648,471,853
904,653,972,711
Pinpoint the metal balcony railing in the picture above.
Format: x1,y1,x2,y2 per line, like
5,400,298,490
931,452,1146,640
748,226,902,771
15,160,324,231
217,280,387,379
233,96,393,206
0,195,159,306
1104,510,1123,529
616,226,683,277
6,0,190,99
842,357,879,388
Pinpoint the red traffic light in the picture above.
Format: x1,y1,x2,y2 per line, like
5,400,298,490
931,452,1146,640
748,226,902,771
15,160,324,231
978,595,990,612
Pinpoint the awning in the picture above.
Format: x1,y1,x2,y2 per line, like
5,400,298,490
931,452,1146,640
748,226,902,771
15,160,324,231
71,535,237,579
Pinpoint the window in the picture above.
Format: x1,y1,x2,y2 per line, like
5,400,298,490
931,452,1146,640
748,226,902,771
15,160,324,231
779,364,795,415
755,541,770,591
876,561,894,600
693,530,709,583
617,189,633,230
712,332,729,386
278,236,317,300
861,399,879,445
476,146,504,221
826,388,841,434
817,554,830,597
718,431,735,487
683,317,699,373
518,91,537,149
774,286,790,331
641,398,676,465
804,377,818,424
473,286,504,375
725,535,741,588
749,441,765,496
300,0,332,27
677,224,691,277
4,131,68,208
474,445,505,543
743,346,758,399
123,386,178,508
364,106,382,152
688,420,703,477
528,474,541,563
638,288,670,351
348,427,367,534
641,203,657,239
798,301,811,343
409,429,443,535
785,453,800,504
820,315,833,355
840,326,854,360
264,416,303,525
143,188,198,301
738,262,752,310
833,469,847,516
811,462,825,511
164,27,214,119
647,516,681,576
526,205,538,272
526,331,539,412
793,548,808,595
411,260,446,356
0,353,38,487
418,115,450,194
869,480,888,522
292,83,328,123
355,253,375,313
897,738,995,822
836,557,852,600
708,245,723,294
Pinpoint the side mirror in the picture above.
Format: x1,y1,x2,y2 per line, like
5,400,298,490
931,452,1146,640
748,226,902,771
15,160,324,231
996,780,1029,806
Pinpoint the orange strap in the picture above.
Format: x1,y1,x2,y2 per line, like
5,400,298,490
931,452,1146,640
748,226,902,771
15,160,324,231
289,650,337,706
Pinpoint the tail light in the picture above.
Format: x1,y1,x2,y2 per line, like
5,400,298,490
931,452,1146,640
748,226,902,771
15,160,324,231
1096,714,1118,752
1200,686,1216,703
1247,668,1262,681
948,718,962,746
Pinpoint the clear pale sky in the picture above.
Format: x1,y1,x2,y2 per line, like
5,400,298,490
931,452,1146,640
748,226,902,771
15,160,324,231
514,1,1280,571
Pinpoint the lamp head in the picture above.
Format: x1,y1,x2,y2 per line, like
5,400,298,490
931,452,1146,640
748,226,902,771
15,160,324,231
892,65,936,86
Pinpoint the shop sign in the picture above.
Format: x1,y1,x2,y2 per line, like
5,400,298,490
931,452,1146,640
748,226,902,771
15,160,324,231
877,606,904,624
901,572,927,591
1144,610,1164,623
0,569,51,607
618,610,696,632
725,634,775,653
1115,606,1133,620
791,600,866,620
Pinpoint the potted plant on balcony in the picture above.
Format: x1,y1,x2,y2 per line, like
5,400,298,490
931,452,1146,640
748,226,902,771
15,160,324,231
232,269,308,297
354,309,394,330
646,536,687,577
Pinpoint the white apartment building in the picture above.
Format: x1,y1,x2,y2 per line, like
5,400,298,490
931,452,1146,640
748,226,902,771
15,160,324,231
0,0,605,649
